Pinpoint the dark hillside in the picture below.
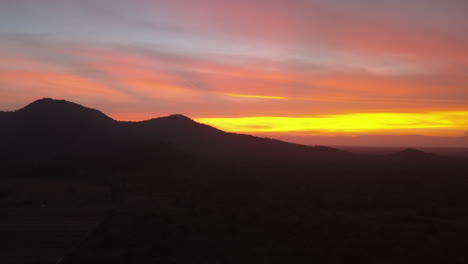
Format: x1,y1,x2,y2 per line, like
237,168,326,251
1,99,349,161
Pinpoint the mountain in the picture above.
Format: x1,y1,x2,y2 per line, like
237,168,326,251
0,99,183,166
0,98,349,161
1,99,113,156
16,98,113,123
391,148,437,160
122,115,348,160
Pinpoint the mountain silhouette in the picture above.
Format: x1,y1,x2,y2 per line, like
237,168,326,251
17,98,112,122
391,148,437,160
0,99,184,165
0,98,349,160
1,99,112,156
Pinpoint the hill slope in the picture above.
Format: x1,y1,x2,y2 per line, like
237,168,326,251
0,98,350,160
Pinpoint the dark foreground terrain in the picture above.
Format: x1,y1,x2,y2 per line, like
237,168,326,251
1,99,468,263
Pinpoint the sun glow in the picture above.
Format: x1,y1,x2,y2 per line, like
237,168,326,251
196,112,468,135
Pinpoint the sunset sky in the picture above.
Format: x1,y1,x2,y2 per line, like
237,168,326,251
1,0,468,146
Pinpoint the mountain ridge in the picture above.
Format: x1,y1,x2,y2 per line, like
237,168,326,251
15,98,114,123
0,98,356,160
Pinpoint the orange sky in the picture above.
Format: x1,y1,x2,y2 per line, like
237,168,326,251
1,0,468,146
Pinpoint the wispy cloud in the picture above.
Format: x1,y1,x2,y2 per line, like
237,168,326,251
224,94,288,100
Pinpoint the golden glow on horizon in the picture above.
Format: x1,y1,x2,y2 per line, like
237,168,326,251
196,112,468,135
224,93,288,100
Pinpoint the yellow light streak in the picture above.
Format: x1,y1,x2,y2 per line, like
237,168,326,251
196,112,468,134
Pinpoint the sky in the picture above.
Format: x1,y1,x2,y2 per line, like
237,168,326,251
1,0,468,147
